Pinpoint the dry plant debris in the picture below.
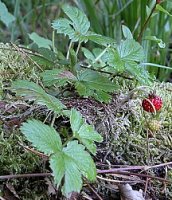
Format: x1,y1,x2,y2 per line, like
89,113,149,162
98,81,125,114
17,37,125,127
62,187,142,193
119,184,145,200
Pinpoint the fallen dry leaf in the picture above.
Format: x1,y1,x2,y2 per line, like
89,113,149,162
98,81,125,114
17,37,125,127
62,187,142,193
119,184,145,200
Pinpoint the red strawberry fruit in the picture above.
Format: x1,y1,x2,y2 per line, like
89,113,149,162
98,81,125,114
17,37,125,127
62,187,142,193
142,94,162,113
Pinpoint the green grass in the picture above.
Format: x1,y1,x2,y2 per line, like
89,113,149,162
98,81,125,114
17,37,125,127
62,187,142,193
78,0,172,81
0,0,172,79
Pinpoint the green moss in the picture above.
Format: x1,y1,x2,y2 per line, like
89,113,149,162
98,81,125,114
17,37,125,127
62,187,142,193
0,130,41,175
0,43,40,98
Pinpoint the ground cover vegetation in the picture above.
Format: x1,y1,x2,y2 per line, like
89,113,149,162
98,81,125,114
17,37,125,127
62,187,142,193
1,0,172,199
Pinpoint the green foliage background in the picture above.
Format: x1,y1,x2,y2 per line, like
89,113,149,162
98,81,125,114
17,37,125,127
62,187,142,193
1,0,172,199
1,0,172,80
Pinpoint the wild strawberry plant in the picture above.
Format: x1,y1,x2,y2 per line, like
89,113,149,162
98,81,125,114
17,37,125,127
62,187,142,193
11,80,102,197
10,3,158,198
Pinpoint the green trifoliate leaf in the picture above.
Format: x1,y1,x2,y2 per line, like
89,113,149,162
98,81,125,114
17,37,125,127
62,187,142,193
103,48,125,72
52,5,90,42
11,80,66,113
117,39,144,62
102,39,144,64
52,18,76,40
75,69,118,102
103,39,151,84
77,69,118,92
104,39,144,66
21,119,97,197
20,115,98,197
41,69,77,87
52,5,116,45
62,4,90,35
29,32,52,49
50,140,96,197
70,109,103,154
63,140,96,181
20,119,62,155
0,1,15,27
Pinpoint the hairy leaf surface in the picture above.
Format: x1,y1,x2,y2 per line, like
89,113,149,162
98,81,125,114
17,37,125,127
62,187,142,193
21,120,97,197
50,140,96,197
41,69,77,87
77,69,118,92
21,119,62,155
117,39,144,62
70,109,103,154
52,5,90,42
11,80,66,113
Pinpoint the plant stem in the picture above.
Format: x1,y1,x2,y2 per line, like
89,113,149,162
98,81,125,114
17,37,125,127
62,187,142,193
51,113,57,127
52,30,56,52
80,64,133,80
97,161,172,173
97,175,144,183
18,142,48,159
137,2,157,43
103,171,171,183
76,42,82,56
0,173,51,180
66,40,73,59
87,44,110,68
1,161,172,181
62,136,74,147
146,130,150,165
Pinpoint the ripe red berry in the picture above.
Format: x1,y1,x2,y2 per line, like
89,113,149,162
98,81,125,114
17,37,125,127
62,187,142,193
142,94,162,113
